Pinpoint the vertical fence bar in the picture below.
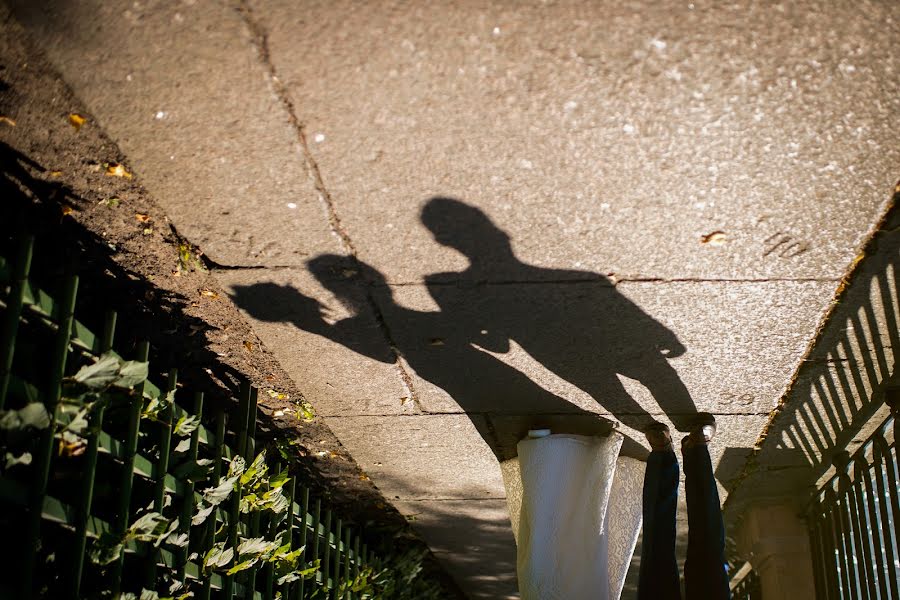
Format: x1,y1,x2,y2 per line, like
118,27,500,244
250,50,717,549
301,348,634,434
22,273,77,599
311,499,322,594
322,510,332,592
111,340,150,598
849,458,876,598
246,508,262,595
178,392,203,585
332,518,342,599
342,528,351,599
201,408,227,600
823,492,844,599
101,310,117,353
873,435,899,599
297,486,310,600
146,368,177,587
224,383,251,600
70,401,106,599
279,477,296,600
0,235,33,409
351,534,360,600
858,454,889,599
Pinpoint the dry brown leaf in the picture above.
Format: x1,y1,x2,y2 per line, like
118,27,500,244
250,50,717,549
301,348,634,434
135,213,151,222
0,116,16,127
700,231,727,246
68,113,86,130
243,340,254,352
106,163,133,178
200,289,218,299
61,205,74,217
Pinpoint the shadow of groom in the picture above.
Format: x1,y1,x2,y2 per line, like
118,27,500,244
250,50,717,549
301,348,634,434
230,197,697,461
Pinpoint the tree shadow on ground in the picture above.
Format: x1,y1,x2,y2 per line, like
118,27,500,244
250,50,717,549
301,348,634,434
231,197,699,462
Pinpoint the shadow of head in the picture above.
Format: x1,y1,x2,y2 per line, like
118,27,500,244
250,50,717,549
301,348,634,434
421,196,512,259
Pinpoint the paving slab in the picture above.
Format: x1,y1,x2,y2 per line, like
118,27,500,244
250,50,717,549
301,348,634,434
394,499,518,599
8,0,340,267
251,0,898,283
325,415,506,501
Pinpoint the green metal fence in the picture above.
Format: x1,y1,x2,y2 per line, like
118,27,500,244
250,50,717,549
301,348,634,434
806,399,899,600
0,236,381,599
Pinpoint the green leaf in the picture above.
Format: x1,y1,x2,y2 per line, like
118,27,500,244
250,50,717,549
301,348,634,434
167,532,190,548
174,438,191,453
140,590,160,600
115,360,149,388
0,403,51,431
174,414,200,437
4,451,32,469
128,512,169,543
237,537,278,557
226,556,260,575
203,542,234,570
73,353,121,388
269,468,290,490
227,455,246,478
202,475,239,506
89,532,124,565
240,451,268,486
191,504,215,526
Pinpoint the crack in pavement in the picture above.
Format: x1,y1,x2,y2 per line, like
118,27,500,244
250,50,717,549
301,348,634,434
236,1,423,412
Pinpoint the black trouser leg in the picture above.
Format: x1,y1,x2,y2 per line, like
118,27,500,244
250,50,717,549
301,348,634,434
683,444,731,600
638,449,682,600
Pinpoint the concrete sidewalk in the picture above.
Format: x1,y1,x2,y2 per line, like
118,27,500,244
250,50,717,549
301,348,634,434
8,0,898,595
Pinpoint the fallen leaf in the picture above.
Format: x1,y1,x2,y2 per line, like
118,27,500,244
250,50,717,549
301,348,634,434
99,198,120,207
200,289,218,299
106,163,133,178
0,116,15,126
359,473,370,481
243,341,254,352
68,113,87,130
49,171,63,177
700,231,727,246
273,410,285,417
61,205,74,217
135,213,151,222
142,227,153,235
429,338,445,346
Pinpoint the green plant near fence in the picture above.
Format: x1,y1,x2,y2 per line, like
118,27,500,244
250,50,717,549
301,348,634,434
0,236,403,599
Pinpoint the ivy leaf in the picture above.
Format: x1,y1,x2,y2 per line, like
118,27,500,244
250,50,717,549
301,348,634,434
226,556,260,575
269,468,290,490
240,451,268,486
128,512,169,543
238,537,277,557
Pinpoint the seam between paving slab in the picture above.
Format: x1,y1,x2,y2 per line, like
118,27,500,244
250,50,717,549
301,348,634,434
234,1,425,413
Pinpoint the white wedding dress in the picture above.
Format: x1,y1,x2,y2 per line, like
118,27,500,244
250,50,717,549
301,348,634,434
500,432,644,600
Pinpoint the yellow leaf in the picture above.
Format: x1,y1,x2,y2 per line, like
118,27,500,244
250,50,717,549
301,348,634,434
68,113,86,130
200,289,218,299
49,171,63,177
700,231,727,246
135,213,151,222
243,341,254,352
106,163,132,178
142,227,153,235
61,205,74,217
0,116,15,127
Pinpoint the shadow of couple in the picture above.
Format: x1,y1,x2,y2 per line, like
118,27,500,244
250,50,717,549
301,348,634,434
231,197,698,461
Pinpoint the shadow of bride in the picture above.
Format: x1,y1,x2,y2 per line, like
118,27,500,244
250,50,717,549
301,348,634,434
230,197,697,460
